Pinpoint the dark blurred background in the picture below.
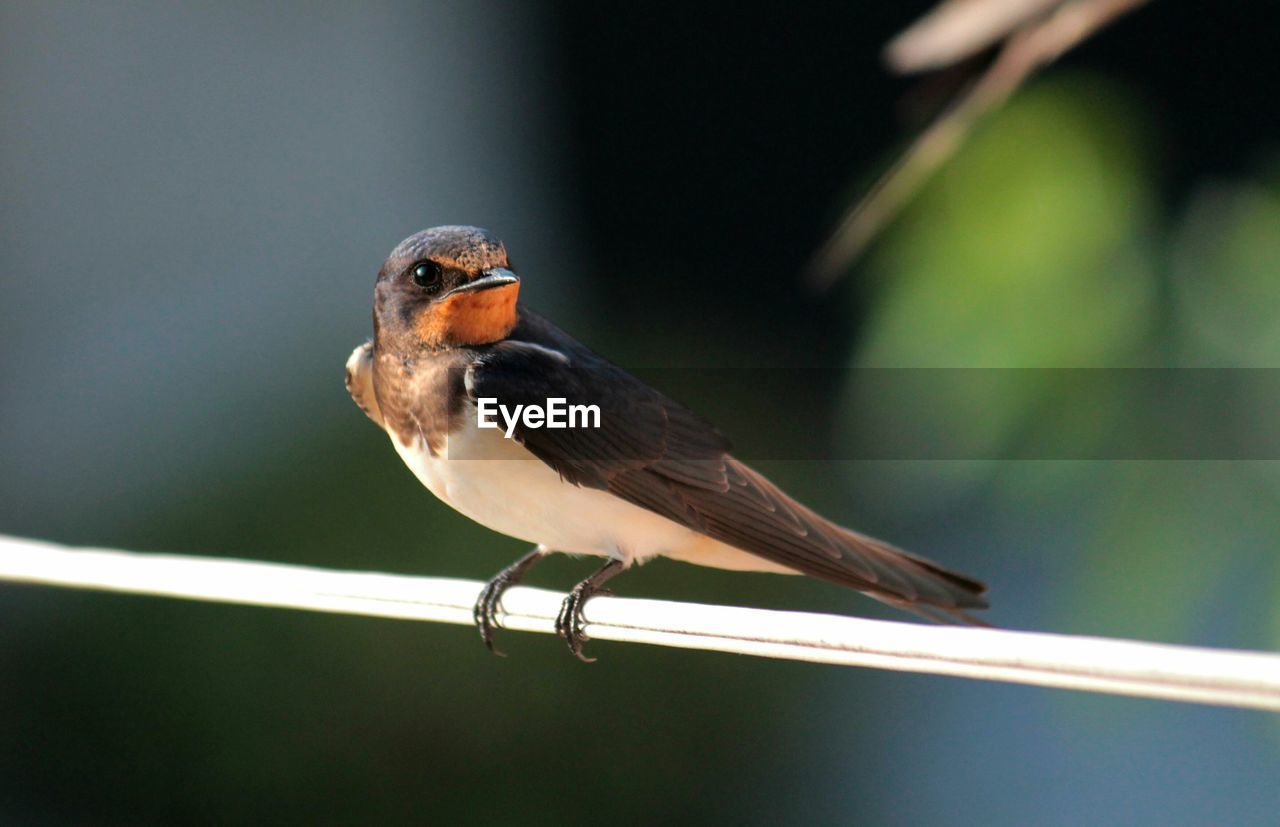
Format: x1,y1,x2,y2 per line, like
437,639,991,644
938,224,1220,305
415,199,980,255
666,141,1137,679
3,1,1279,824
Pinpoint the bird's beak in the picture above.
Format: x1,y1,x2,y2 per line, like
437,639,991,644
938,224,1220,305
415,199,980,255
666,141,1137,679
442,267,520,298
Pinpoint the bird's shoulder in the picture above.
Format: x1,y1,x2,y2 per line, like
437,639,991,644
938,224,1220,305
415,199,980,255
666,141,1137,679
462,307,732,488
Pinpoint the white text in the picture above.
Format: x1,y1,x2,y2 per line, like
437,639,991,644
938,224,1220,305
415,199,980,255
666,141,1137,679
476,397,602,438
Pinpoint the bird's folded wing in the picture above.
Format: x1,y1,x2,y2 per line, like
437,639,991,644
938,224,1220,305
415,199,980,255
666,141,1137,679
466,340,986,613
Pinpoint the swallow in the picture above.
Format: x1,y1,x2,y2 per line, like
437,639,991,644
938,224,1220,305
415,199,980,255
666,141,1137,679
347,226,988,660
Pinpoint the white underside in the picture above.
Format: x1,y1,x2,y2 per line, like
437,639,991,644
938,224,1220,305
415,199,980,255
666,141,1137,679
347,341,791,574
389,408,794,574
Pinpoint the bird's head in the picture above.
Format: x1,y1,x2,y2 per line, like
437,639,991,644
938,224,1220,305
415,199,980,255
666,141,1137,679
373,225,520,350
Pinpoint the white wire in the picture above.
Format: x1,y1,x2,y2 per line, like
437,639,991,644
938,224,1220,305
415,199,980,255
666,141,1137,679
2,533,1279,711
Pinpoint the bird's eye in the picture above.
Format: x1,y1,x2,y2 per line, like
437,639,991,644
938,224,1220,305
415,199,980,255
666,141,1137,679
411,260,442,290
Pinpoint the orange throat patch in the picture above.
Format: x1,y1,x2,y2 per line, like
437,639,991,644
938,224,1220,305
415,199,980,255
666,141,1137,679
416,282,520,348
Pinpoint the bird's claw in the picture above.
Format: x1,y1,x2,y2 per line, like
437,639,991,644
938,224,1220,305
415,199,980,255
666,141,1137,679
555,584,613,663
472,546,548,657
473,576,509,657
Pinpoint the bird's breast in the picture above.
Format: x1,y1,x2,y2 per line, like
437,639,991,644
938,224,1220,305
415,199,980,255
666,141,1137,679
388,404,699,563
354,341,795,576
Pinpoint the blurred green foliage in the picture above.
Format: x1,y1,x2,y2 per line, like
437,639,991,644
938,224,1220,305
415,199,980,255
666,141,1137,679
836,78,1280,661
858,78,1157,369
1173,177,1280,364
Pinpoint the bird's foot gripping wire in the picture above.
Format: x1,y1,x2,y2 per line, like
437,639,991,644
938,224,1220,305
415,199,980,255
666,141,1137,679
473,545,548,656
555,559,625,663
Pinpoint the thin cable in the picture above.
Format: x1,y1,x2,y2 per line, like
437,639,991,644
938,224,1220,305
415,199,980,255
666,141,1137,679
2,534,1278,711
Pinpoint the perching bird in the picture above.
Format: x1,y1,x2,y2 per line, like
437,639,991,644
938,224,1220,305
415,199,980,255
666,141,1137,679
346,226,987,660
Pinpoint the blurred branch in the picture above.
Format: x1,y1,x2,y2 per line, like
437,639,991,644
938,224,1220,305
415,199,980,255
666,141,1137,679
807,0,1151,288
4,534,1279,709
886,0,1067,72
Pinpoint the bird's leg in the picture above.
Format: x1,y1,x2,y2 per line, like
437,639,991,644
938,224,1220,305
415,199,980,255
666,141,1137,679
474,545,550,656
556,558,626,663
